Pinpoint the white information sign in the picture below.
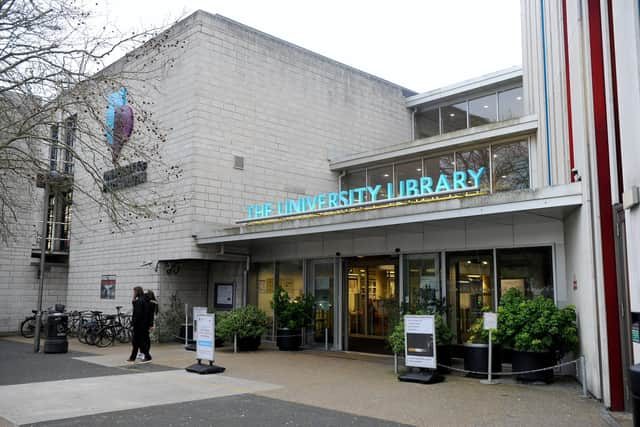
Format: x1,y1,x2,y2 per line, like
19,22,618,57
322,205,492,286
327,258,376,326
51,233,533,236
193,306,208,335
404,315,436,369
483,312,498,330
196,314,215,362
216,284,234,306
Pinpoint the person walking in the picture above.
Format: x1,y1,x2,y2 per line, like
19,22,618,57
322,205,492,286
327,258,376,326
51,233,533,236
141,289,158,360
127,286,151,363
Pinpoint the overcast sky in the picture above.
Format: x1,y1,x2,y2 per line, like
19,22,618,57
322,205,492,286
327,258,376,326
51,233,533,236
95,0,522,93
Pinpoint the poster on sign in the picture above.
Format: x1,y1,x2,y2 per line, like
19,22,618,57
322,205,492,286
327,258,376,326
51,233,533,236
404,315,436,369
196,314,215,362
193,306,208,336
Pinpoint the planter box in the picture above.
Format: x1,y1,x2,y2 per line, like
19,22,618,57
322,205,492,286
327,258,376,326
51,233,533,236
511,350,555,383
276,328,302,351
236,335,261,351
463,343,502,378
437,344,452,374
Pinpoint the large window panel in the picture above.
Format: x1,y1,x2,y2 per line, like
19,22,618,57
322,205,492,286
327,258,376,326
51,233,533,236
342,169,366,202
278,260,304,299
404,254,440,313
367,165,393,201
441,102,468,133
497,247,553,300
468,94,497,127
498,87,524,121
250,262,275,339
455,147,490,191
395,160,422,196
415,107,440,138
492,141,529,192
424,154,454,186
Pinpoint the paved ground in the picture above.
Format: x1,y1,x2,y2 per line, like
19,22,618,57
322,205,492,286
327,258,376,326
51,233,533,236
25,395,409,427
0,336,628,426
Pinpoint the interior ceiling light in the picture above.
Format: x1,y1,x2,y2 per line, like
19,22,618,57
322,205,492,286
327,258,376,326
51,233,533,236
516,96,522,100
383,174,389,177
416,168,422,172
482,261,488,265
449,113,455,117
483,105,489,109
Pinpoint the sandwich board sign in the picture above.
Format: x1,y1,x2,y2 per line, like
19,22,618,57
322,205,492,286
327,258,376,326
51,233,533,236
186,312,224,375
196,314,214,362
404,315,436,369
193,306,208,336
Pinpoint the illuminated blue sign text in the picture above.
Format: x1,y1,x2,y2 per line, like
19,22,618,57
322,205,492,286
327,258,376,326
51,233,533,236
245,167,485,220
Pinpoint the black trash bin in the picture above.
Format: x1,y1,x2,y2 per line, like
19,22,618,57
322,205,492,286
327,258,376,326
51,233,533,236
630,364,640,427
44,312,68,354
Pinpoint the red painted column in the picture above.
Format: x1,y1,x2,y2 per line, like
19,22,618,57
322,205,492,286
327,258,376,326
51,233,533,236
587,0,624,411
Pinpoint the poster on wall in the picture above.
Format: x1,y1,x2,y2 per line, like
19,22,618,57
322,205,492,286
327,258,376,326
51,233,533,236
215,283,234,309
195,314,215,362
100,275,116,299
404,315,437,369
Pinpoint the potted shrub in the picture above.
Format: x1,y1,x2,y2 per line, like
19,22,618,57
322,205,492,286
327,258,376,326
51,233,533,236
216,306,270,351
271,288,315,351
497,288,578,383
387,313,454,374
463,312,502,378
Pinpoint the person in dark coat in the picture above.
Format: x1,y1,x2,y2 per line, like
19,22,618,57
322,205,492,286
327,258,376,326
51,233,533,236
140,290,158,359
127,286,151,363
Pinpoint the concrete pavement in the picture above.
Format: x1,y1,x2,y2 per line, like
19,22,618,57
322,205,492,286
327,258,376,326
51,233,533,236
0,336,624,426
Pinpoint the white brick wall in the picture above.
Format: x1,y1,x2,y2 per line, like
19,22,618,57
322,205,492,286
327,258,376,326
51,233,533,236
63,11,412,312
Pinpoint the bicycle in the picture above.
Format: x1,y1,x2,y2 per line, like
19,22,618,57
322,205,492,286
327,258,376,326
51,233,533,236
77,311,104,345
95,307,132,347
20,310,44,338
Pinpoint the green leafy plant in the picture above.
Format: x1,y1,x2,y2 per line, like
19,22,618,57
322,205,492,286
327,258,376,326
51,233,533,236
216,306,270,339
155,293,184,343
464,306,495,344
387,313,453,354
271,288,315,330
496,288,578,358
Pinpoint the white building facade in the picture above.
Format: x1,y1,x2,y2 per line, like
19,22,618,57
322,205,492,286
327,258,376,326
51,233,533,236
2,2,639,411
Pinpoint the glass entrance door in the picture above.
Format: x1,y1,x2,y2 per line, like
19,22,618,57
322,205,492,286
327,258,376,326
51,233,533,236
310,261,335,348
446,251,493,343
345,256,398,354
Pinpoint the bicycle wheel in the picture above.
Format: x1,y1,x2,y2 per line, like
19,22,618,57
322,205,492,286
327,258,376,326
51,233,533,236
117,326,131,343
96,327,114,348
78,323,89,343
20,318,36,338
86,327,98,345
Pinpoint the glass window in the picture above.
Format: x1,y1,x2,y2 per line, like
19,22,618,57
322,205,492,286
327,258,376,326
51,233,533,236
394,160,422,197
446,251,493,344
342,169,366,202
367,165,393,201
312,262,334,345
415,107,439,138
404,254,440,314
455,148,490,192
498,87,524,121
63,115,76,175
277,260,304,299
424,154,454,187
249,263,275,339
468,93,497,127
497,247,553,300
492,141,529,192
441,102,468,133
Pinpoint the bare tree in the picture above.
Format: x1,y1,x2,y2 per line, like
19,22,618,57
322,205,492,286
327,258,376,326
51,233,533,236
0,0,185,243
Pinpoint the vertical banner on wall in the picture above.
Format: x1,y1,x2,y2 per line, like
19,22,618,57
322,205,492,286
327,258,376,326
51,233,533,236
404,315,437,369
